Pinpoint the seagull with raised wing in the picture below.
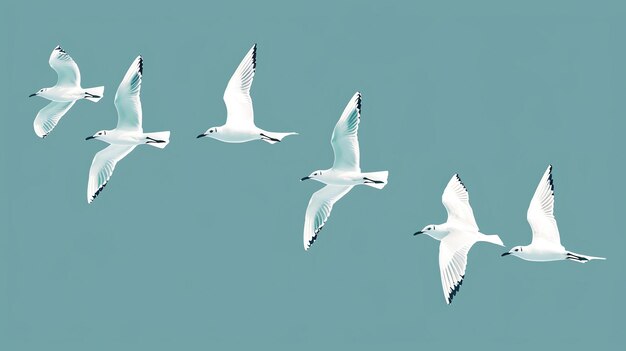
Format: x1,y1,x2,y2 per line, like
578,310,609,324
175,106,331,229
196,44,297,143
29,45,104,138
414,174,504,304
85,56,170,203
501,165,605,262
300,92,388,250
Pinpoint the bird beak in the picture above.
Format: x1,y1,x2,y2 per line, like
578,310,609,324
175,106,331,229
414,231,423,236
300,176,310,181
29,93,37,97
196,133,206,138
85,136,95,140
501,252,511,257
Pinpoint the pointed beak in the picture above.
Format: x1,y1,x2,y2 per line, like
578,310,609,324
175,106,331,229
300,176,310,181
414,231,423,236
85,136,95,140
29,93,37,97
197,133,206,138
501,252,511,257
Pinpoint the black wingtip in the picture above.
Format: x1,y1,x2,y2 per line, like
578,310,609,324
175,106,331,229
547,164,554,194
137,56,144,75
454,174,467,191
355,91,362,114
54,45,65,53
446,274,465,304
251,44,257,70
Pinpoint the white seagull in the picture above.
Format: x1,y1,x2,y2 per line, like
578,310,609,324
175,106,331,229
29,45,104,138
300,92,388,250
197,44,297,143
85,56,170,203
501,165,605,262
414,174,504,304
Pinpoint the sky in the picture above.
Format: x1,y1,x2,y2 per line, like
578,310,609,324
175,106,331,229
1,0,624,350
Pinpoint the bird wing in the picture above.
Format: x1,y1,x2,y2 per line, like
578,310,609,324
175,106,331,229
87,145,137,203
33,101,76,138
49,45,81,87
331,92,361,171
114,56,143,132
223,44,256,128
441,174,479,231
527,165,561,245
303,185,354,250
438,231,477,304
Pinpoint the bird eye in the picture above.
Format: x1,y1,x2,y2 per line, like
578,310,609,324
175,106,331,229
209,130,213,133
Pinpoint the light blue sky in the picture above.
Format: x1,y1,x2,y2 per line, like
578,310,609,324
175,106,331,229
1,0,623,350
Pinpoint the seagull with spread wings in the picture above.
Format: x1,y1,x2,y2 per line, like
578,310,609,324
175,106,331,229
501,165,605,262
414,174,504,304
29,45,104,138
300,92,388,251
197,44,297,143
84,56,170,203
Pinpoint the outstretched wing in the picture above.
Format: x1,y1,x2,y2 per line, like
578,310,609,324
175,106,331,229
527,165,561,245
49,45,80,87
114,56,143,132
33,101,76,138
438,231,477,304
441,174,479,231
223,44,256,128
303,185,354,250
331,92,361,171
87,145,136,203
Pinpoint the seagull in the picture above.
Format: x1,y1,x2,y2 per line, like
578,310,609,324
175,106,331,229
29,45,104,138
501,165,605,262
196,44,297,143
414,174,504,304
300,92,388,250
84,56,170,203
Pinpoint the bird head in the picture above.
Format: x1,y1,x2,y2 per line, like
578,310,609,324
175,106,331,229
501,246,523,257
197,127,219,139
301,170,324,181
29,88,48,98
86,130,108,140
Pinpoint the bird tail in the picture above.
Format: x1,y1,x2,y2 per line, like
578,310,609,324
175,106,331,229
84,86,104,102
145,131,170,149
480,233,504,247
566,251,606,263
362,171,389,189
259,131,298,144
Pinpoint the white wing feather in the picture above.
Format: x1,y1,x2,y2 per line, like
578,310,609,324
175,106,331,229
114,56,143,132
527,165,561,245
331,92,361,171
441,174,479,231
33,101,75,138
223,44,256,128
439,232,477,304
49,46,80,87
303,185,354,250
87,145,136,203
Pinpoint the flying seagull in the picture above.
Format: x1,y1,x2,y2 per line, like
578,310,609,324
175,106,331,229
197,44,297,143
85,56,170,203
301,92,388,250
501,165,605,262
414,174,504,304
29,45,104,138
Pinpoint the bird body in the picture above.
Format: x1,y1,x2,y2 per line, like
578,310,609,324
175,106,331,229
414,174,504,304
30,45,104,138
502,165,605,263
301,92,388,250
197,44,297,144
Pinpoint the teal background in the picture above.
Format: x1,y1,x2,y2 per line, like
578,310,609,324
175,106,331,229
1,0,623,349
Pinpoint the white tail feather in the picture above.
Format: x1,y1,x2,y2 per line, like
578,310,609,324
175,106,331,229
566,251,606,263
145,131,170,149
260,131,298,144
481,234,504,247
362,171,389,189
84,86,104,102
